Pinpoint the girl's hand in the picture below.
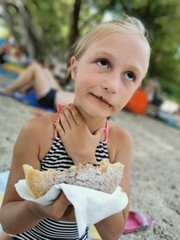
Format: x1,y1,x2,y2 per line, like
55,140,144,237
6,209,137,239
54,104,104,165
30,192,72,221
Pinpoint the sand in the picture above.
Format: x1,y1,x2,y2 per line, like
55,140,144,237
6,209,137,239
0,75,180,239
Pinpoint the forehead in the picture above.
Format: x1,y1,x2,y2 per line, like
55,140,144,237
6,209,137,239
82,32,150,75
87,32,149,54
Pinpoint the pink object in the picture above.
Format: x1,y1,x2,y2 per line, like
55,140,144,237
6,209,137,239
123,211,153,234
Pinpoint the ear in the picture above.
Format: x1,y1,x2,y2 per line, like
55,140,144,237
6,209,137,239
70,56,77,81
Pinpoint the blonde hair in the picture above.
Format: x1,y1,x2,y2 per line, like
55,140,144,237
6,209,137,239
66,15,150,77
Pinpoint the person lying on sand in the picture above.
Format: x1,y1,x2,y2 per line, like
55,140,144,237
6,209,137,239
0,61,75,110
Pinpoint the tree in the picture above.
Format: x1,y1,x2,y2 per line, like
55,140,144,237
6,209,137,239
67,0,81,51
119,0,180,100
1,0,179,99
1,0,44,58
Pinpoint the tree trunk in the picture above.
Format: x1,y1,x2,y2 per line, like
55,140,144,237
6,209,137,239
1,0,44,59
67,0,82,52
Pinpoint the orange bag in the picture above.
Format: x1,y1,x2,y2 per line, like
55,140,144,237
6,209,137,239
124,89,148,115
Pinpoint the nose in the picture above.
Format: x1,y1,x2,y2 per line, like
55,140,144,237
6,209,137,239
102,73,120,94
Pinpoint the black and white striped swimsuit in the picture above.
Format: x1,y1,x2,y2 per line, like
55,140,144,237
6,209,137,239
11,127,109,240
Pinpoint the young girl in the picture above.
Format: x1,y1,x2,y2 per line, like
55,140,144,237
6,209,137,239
0,16,150,240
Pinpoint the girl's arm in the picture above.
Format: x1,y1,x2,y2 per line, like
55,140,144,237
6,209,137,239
95,127,133,240
0,117,70,234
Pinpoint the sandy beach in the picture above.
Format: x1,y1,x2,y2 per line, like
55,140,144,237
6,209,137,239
0,74,180,239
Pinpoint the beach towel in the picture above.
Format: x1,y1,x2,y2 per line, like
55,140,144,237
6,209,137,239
0,61,25,78
0,66,19,79
13,90,55,112
3,62,25,75
0,171,9,232
0,170,9,194
0,89,55,112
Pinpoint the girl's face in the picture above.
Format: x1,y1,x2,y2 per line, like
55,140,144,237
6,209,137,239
71,32,150,119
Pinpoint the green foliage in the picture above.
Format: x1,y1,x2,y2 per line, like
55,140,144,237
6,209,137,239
4,0,179,101
137,1,180,101
86,1,180,101
22,0,74,58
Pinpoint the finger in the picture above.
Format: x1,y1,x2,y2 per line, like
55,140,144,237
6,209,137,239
60,113,71,131
61,107,77,130
68,104,84,125
54,120,65,136
63,106,75,124
62,105,84,129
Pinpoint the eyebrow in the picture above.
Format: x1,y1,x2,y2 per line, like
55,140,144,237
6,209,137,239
125,64,143,76
90,50,114,59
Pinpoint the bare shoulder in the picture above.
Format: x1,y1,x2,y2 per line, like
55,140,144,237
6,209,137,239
109,120,133,148
22,113,57,131
20,113,58,139
14,113,58,165
107,120,133,165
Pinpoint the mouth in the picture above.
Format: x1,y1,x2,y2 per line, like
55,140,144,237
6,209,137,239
90,93,112,108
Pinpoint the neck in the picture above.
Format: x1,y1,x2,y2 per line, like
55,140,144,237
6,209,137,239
76,105,107,134
85,115,107,134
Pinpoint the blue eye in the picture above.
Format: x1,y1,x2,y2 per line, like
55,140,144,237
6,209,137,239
96,59,109,68
124,72,135,81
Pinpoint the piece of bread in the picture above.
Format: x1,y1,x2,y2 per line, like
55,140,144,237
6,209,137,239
23,159,124,199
